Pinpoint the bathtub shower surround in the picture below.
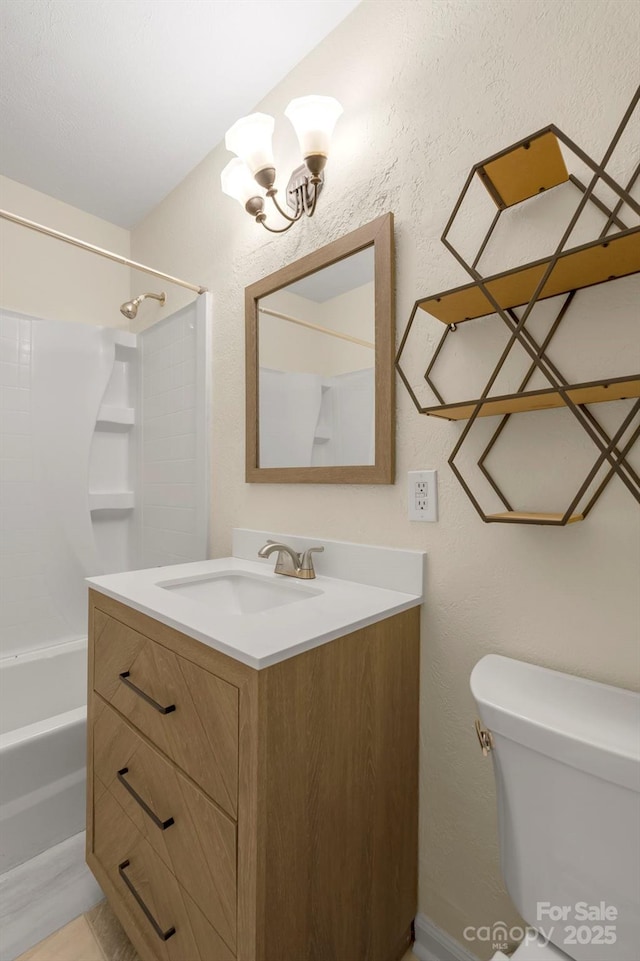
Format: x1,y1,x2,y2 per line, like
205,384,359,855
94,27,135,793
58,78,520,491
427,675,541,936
0,300,210,957
1,311,115,658
0,301,210,660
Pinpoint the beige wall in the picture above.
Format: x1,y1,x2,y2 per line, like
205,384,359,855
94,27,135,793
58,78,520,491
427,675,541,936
259,288,329,374
0,174,131,327
260,281,374,376
316,281,375,376
131,1,640,955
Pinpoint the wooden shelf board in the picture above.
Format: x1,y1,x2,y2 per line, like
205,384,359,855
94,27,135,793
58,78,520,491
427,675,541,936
487,511,584,525
425,376,640,420
419,227,640,325
479,130,569,208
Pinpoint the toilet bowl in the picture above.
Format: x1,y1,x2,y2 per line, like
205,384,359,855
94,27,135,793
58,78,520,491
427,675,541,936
472,655,640,961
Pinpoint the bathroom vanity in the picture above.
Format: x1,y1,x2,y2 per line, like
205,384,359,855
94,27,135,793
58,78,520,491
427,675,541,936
85,532,424,961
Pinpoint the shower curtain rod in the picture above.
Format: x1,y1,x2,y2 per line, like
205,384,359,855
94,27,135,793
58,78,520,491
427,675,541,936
259,306,374,349
0,208,208,295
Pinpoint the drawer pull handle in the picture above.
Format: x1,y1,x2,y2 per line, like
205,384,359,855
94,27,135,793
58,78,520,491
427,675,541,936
119,672,176,715
118,859,176,942
117,768,175,831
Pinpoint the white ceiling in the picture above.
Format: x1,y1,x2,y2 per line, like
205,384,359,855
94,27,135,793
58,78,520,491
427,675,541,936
0,0,359,228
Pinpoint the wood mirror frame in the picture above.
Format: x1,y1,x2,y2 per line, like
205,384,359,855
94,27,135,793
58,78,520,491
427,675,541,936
245,212,395,484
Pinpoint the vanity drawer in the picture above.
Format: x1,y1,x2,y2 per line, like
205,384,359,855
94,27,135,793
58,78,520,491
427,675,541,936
92,607,239,818
93,699,237,951
93,784,235,961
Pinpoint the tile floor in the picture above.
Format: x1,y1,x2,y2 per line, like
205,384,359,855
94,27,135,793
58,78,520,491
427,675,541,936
15,902,421,961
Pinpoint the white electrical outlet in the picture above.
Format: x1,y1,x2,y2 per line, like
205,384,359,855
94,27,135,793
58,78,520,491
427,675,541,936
408,470,438,521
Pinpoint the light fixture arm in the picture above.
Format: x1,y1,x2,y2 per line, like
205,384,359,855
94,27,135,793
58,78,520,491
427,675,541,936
249,176,321,234
266,169,321,222
221,95,341,236
260,218,298,235
301,179,321,217
266,188,305,224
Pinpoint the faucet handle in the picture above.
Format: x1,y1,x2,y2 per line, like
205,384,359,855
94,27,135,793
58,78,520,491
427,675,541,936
300,545,324,576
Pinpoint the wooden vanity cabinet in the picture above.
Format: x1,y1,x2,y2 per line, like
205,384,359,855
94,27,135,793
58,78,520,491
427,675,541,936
86,589,420,961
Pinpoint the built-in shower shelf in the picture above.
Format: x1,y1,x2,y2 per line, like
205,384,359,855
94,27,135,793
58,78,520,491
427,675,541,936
113,330,137,351
96,405,135,427
88,491,135,511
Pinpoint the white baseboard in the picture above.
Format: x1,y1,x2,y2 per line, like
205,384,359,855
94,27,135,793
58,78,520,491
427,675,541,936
414,913,480,961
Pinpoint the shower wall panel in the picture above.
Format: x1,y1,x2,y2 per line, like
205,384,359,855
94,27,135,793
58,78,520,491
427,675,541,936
0,310,114,658
137,298,209,568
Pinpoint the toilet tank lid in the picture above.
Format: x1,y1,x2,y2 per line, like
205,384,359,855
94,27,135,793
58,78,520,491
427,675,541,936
471,655,640,791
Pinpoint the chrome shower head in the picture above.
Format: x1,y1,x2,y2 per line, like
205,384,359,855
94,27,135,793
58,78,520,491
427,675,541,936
120,299,139,320
120,291,166,320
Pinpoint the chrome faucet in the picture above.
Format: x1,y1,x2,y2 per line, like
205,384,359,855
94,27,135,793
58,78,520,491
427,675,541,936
257,540,324,579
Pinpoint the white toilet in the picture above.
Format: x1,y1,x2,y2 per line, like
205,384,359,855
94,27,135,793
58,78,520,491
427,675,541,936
471,655,640,961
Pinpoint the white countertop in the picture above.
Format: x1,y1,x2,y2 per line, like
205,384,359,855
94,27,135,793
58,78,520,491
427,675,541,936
87,532,425,670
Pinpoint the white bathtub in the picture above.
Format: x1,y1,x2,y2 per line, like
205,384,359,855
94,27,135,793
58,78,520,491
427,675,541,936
0,638,87,874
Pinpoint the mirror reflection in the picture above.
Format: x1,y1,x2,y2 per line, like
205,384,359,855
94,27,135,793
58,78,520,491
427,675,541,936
258,247,375,468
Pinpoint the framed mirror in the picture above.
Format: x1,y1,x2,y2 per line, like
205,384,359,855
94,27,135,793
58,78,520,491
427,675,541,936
245,213,394,483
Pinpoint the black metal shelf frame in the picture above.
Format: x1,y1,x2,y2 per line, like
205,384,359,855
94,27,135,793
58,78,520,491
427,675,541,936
396,87,640,526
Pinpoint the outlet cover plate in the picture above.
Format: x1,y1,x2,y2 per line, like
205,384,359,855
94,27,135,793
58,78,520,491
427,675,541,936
408,469,438,522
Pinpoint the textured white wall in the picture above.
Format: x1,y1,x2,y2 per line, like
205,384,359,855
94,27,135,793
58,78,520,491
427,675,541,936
131,1,640,955
0,175,131,327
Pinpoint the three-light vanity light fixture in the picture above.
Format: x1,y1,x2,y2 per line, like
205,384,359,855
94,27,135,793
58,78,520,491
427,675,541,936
220,96,343,234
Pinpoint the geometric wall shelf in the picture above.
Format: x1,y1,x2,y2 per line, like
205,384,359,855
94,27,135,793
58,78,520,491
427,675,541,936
396,86,640,525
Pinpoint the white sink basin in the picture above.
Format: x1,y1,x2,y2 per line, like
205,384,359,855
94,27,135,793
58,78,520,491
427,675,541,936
87,536,425,668
157,570,322,616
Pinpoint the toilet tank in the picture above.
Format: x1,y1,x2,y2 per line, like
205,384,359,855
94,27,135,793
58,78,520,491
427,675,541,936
471,655,640,961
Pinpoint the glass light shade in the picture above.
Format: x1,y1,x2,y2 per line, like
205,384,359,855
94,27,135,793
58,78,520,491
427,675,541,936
284,96,343,158
220,158,262,207
224,112,275,176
